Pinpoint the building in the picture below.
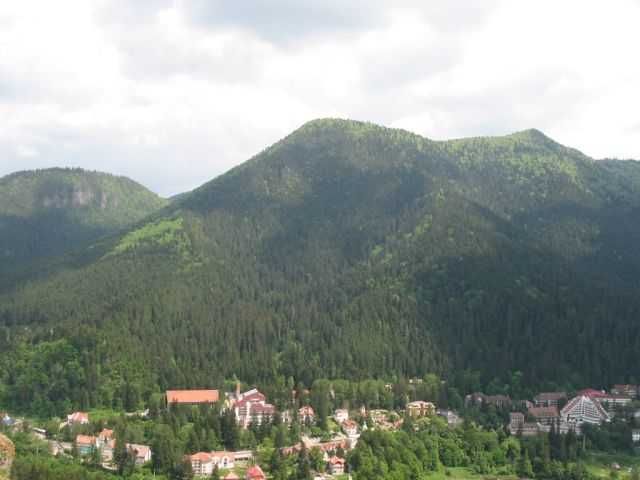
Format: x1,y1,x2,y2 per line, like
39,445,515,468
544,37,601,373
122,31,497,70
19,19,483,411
232,450,254,465
341,420,359,437
327,456,346,475
612,385,639,399
334,409,349,423
437,409,463,427
485,395,512,409
75,435,96,455
369,409,389,424
533,392,567,408
465,393,511,409
246,465,266,480
189,452,215,477
598,395,633,412
406,401,436,417
188,451,235,475
230,388,276,428
67,412,89,425
528,406,560,426
1,413,14,427
577,389,607,399
127,444,152,466
299,406,316,424
224,474,240,480
632,429,640,443
508,412,541,437
561,395,610,427
166,390,219,406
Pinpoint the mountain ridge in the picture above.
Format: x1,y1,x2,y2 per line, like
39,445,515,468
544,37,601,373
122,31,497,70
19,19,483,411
1,120,640,415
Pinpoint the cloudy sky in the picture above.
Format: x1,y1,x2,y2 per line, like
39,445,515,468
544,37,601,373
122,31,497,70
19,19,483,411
1,1,639,196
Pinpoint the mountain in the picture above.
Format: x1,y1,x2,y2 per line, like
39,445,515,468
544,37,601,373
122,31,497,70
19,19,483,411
0,168,167,280
2,119,640,415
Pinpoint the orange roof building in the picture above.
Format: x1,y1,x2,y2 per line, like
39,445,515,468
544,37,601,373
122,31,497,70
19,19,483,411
166,389,219,405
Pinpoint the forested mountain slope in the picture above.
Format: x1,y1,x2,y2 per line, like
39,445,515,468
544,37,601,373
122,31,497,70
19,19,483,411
1,119,640,415
0,168,167,281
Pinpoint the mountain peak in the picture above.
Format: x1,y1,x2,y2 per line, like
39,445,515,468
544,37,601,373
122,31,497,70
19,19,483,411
508,128,558,146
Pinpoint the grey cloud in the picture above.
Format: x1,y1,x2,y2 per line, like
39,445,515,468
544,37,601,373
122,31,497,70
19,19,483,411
181,0,390,44
180,0,502,46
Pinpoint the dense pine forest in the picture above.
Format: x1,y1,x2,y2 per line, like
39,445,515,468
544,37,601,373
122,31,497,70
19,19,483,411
1,119,640,415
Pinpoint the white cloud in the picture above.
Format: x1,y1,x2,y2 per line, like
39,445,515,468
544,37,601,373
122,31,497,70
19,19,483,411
0,0,639,196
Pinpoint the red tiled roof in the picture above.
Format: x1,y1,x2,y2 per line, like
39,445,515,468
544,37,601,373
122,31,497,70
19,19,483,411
246,465,266,479
577,389,607,398
68,412,89,423
329,456,346,465
166,389,219,404
99,428,114,439
224,474,240,480
211,451,234,459
190,452,213,462
342,419,358,429
75,434,96,445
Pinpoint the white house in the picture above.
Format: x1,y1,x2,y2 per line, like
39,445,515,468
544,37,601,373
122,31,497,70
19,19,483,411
67,412,89,425
188,451,235,476
334,409,349,423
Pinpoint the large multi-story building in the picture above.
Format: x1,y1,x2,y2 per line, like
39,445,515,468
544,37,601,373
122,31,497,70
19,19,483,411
560,395,610,427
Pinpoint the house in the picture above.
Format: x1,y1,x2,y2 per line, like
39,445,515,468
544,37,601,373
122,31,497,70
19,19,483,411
75,435,96,455
612,384,639,399
334,409,349,423
127,444,152,466
341,420,359,437
188,451,234,475
437,409,463,427
231,388,276,428
166,390,219,406
327,456,346,475
528,406,560,425
508,412,541,436
299,406,316,424
97,429,113,445
1,413,14,427
67,412,89,425
534,392,567,408
189,452,215,477
632,429,640,443
406,401,436,417
246,465,266,480
561,395,610,427
369,409,389,424
224,474,240,480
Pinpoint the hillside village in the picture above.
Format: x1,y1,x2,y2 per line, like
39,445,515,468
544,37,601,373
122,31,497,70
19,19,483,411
2,380,640,479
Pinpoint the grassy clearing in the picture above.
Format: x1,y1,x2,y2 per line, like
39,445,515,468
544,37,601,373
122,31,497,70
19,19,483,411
423,467,517,480
584,452,640,479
